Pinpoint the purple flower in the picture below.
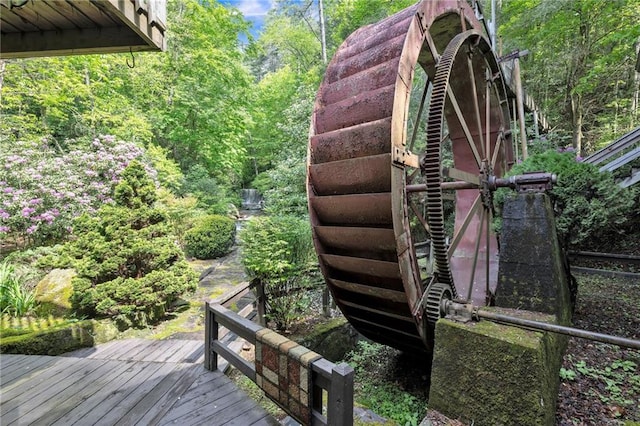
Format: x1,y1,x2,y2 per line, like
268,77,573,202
22,207,36,217
0,209,9,219
29,198,43,205
26,225,38,234
0,226,9,233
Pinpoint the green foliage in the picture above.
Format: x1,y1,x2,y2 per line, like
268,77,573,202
0,135,151,247
344,341,427,425
252,153,309,217
156,189,201,250
239,215,315,330
495,150,638,248
184,215,236,259
63,162,197,329
561,355,639,407
499,0,640,152
181,164,239,215
0,260,37,317
145,145,185,193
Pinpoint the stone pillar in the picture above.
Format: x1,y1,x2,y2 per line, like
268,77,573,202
495,193,571,324
428,310,566,425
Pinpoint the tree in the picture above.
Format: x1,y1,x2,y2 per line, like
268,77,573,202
499,0,640,154
66,161,197,329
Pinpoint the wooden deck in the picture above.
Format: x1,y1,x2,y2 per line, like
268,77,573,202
0,339,279,425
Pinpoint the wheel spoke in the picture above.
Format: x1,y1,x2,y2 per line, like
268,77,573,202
410,201,430,235
424,29,440,62
467,55,485,159
408,79,431,152
443,167,480,185
447,194,482,258
466,207,486,301
446,86,482,167
491,131,503,168
485,207,491,302
485,70,491,163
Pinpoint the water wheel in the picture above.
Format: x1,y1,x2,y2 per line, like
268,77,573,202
308,0,514,353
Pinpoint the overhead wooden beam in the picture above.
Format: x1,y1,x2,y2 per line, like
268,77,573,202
0,26,155,59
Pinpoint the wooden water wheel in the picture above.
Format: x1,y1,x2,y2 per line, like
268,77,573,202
308,0,514,353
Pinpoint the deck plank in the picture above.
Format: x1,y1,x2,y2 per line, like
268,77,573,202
0,354,27,368
113,363,201,425
2,357,108,423
79,363,182,424
15,359,133,425
140,339,184,362
0,354,56,387
159,378,236,422
164,340,203,363
100,338,151,360
1,356,83,405
1,340,278,426
47,360,163,426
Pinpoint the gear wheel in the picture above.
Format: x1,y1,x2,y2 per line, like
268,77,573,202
426,283,453,325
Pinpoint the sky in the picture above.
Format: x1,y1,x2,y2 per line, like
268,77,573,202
218,0,274,38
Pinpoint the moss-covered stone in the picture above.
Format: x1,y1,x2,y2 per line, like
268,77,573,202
0,318,119,355
294,317,361,362
428,311,566,426
34,268,76,317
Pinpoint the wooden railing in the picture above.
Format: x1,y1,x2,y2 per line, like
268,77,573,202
205,302,354,426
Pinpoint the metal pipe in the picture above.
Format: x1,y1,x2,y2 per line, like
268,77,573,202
475,310,640,350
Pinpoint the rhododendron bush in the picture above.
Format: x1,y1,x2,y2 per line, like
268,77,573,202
0,135,155,247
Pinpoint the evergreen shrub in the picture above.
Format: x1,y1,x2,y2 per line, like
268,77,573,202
184,215,236,259
494,150,638,248
64,161,197,329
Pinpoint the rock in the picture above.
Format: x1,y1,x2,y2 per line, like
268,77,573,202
298,317,362,362
35,268,76,317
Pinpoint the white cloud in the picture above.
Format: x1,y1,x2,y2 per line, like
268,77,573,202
231,0,273,17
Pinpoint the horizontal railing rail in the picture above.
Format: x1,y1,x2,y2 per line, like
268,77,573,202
205,303,354,426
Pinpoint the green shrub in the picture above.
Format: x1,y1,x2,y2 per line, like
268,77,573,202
239,215,316,330
63,161,197,329
0,260,37,317
184,215,236,259
494,150,638,248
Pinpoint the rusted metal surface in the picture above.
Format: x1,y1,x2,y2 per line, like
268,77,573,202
309,154,391,195
310,118,391,164
310,193,392,226
308,0,513,353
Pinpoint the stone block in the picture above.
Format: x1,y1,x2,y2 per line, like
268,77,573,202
496,193,571,322
428,313,567,426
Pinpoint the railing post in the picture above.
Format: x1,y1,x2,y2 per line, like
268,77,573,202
204,302,218,371
327,363,354,426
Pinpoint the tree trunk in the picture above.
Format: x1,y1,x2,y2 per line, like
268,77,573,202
570,93,583,155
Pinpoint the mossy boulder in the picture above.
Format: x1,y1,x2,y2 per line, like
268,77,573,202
428,310,567,426
295,317,362,362
35,268,76,316
0,317,119,355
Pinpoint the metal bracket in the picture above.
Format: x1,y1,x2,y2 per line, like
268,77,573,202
442,300,477,323
393,146,419,168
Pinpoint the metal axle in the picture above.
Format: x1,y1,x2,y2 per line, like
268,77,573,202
443,301,640,350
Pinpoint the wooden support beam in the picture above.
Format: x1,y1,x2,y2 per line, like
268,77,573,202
0,26,153,59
